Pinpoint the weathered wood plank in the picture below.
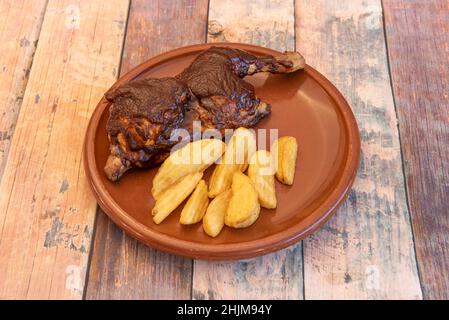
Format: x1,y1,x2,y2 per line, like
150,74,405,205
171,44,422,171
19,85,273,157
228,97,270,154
0,0,48,182
120,0,208,75
383,0,449,300
207,0,294,49
296,0,422,299
0,0,129,299
192,0,304,300
85,0,209,300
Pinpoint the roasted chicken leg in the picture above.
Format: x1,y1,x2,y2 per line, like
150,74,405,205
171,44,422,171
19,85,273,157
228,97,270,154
105,46,305,181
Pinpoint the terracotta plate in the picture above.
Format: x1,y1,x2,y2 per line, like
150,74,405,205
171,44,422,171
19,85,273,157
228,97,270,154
84,43,360,260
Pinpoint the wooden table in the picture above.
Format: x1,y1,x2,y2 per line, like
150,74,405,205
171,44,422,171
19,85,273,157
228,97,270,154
0,0,447,300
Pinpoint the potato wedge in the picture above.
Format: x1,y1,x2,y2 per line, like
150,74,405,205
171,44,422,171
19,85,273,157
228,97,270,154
272,136,298,185
208,163,235,198
202,189,232,237
224,127,257,166
152,172,203,224
248,150,277,209
225,171,260,228
271,138,285,183
152,139,225,199
228,205,260,228
180,180,209,225
209,128,256,197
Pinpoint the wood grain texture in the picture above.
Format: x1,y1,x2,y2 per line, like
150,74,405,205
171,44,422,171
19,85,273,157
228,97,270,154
207,0,294,50
383,0,449,300
192,0,304,300
0,0,128,299
85,0,209,300
296,0,422,299
120,0,208,74
0,0,48,182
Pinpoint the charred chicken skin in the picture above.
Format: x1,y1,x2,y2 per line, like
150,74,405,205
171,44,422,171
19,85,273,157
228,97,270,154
104,46,305,181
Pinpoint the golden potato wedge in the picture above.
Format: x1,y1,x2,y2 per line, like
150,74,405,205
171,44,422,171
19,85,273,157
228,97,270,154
272,136,298,185
225,171,260,228
224,127,257,166
209,128,256,197
228,205,260,228
152,172,203,224
152,139,225,199
208,163,235,198
202,189,232,237
180,180,209,225
248,150,277,209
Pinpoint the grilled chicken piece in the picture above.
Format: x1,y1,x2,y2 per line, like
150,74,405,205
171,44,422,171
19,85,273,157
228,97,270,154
104,46,305,181
104,78,190,181
176,47,304,132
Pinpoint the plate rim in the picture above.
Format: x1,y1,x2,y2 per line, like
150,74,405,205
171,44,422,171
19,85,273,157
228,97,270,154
83,42,360,260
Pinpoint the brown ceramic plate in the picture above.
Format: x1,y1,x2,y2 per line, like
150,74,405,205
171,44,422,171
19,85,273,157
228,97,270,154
84,43,360,260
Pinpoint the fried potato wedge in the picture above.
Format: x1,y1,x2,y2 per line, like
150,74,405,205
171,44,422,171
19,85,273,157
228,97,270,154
225,171,260,228
248,150,277,209
180,180,209,225
208,128,256,197
152,172,203,224
272,136,298,185
208,163,235,198
224,127,257,167
202,189,232,237
152,139,225,199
